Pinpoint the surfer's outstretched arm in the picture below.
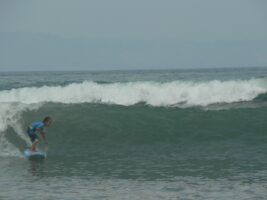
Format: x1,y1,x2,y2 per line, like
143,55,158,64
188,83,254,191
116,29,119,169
40,131,48,145
36,128,48,145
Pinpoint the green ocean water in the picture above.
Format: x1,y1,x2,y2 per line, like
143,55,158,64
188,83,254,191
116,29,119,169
0,68,267,199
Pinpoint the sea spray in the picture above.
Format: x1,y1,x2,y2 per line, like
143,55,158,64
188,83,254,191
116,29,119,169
0,103,41,157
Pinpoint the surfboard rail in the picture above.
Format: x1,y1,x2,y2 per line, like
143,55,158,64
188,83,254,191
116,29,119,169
23,149,46,160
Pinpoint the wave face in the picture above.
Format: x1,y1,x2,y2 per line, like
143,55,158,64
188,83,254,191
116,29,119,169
0,79,267,106
2,101,267,157
4,103,266,174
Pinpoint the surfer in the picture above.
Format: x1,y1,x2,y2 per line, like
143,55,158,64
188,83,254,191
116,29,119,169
26,116,52,151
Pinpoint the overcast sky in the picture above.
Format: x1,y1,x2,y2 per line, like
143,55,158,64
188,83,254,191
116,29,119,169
0,0,267,71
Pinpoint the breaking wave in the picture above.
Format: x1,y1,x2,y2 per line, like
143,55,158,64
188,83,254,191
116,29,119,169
0,79,266,106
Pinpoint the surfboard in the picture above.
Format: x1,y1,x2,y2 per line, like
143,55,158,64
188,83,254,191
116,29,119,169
23,149,46,160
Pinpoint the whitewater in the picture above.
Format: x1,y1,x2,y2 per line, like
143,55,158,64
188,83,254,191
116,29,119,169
0,79,266,106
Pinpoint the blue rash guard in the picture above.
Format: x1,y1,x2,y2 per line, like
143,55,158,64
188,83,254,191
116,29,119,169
27,122,45,143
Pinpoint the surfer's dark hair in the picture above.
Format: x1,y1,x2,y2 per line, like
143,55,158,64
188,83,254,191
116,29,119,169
43,116,52,123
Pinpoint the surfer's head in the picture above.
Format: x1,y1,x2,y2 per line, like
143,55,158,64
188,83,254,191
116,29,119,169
43,116,52,127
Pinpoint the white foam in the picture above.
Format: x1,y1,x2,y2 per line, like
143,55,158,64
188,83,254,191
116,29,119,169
0,79,266,107
0,103,41,157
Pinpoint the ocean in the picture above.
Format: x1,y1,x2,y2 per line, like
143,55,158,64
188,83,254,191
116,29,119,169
0,67,267,199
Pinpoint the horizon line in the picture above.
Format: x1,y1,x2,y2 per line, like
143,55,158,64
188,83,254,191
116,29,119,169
0,65,267,73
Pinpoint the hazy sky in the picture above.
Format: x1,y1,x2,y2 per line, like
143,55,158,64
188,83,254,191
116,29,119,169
0,0,267,71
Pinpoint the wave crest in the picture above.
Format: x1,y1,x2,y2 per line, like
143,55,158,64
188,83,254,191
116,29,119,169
0,79,266,106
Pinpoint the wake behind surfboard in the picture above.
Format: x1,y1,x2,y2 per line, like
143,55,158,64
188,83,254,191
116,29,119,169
23,149,46,160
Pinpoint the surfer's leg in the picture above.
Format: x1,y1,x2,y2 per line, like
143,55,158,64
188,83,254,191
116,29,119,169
31,139,39,151
29,133,39,151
